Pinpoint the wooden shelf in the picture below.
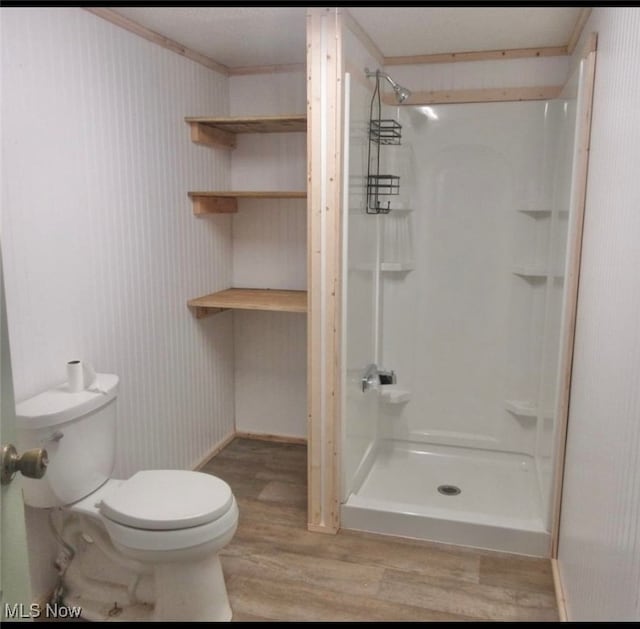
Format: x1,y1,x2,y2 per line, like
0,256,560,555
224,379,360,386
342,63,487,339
188,190,306,215
188,288,307,318
185,114,307,149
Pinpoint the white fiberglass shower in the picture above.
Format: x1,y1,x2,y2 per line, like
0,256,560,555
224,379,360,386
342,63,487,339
341,62,588,556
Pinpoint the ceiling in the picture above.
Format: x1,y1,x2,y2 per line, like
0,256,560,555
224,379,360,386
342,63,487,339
112,7,307,68
111,7,585,69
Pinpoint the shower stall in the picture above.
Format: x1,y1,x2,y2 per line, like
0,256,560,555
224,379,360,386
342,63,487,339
340,62,587,556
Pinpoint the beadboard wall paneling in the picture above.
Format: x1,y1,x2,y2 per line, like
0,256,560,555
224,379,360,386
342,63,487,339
229,70,306,116
229,71,308,438
233,311,307,439
558,7,640,621
0,7,233,481
231,198,306,290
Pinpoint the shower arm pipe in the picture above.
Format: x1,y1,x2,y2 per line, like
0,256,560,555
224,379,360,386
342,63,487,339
364,67,412,103
365,68,399,90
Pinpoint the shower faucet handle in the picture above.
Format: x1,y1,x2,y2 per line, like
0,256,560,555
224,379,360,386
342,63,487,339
361,364,397,392
361,363,380,392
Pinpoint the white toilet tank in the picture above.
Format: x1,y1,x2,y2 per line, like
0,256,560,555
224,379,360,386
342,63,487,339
16,374,119,508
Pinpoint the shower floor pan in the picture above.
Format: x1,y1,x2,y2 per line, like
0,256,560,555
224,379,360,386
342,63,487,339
341,440,550,556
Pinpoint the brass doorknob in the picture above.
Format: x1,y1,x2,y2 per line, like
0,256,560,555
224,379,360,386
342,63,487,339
1,443,48,485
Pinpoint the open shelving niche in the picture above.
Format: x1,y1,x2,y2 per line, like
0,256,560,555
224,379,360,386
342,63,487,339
185,114,308,318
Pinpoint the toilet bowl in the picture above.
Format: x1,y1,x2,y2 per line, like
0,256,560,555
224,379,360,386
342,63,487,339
16,374,238,622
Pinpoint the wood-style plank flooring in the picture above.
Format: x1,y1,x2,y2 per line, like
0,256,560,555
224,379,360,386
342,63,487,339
201,438,559,622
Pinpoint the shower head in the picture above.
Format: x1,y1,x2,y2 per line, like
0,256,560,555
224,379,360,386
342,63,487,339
393,84,412,104
365,68,412,104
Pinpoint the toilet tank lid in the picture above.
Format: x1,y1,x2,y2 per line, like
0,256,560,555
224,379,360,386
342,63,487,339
98,470,234,530
15,373,119,429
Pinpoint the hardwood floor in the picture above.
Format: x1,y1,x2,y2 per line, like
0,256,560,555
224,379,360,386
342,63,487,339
201,438,559,622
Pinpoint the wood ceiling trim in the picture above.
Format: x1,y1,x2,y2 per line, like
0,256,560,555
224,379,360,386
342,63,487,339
228,63,306,76
383,46,568,66
383,85,563,106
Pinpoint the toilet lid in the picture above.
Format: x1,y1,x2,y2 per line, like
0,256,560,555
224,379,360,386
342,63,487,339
98,470,233,530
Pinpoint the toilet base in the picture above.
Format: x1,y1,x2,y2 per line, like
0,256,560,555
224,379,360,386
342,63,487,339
63,558,232,623
59,513,233,622
61,540,155,622
153,555,232,622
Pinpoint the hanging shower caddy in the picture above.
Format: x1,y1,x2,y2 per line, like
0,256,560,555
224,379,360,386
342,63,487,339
366,71,402,214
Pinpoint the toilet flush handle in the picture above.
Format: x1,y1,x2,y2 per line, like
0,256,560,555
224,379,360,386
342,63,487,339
39,430,64,446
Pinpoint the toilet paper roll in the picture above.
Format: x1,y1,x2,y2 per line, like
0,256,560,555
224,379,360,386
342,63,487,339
66,360,97,393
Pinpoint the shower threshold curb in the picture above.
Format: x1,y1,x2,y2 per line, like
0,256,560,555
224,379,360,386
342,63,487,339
340,502,550,557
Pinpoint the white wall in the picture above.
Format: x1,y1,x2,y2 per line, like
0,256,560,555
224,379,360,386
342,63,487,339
229,71,307,438
1,7,234,597
558,7,640,621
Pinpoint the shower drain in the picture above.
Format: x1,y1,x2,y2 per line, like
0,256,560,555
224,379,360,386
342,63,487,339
437,484,461,496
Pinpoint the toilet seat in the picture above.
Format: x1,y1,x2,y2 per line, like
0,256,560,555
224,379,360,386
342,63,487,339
102,498,238,553
69,471,239,553
98,470,233,530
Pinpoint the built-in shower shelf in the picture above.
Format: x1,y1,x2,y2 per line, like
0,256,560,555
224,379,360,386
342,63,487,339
380,386,411,404
517,209,552,216
380,262,414,272
517,209,570,217
512,266,549,279
187,288,307,318
188,190,306,215
505,400,538,417
513,267,566,281
185,114,307,149
505,400,553,419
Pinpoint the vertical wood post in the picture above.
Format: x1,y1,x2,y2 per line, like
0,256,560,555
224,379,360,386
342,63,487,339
306,8,343,533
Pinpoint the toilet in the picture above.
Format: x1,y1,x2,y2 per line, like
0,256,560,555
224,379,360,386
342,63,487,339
15,373,238,622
